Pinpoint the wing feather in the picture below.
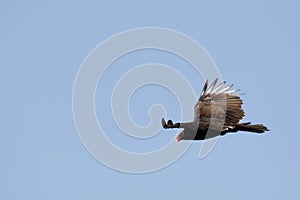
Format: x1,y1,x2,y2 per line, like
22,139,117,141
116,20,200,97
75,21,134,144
211,81,226,94
200,80,208,99
194,79,245,130
216,84,234,94
206,78,218,94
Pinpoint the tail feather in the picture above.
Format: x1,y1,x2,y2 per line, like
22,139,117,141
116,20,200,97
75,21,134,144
235,122,269,133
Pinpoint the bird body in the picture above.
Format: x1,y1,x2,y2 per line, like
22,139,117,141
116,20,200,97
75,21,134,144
162,79,269,142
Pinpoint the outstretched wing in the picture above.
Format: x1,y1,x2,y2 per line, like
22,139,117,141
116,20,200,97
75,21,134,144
194,79,245,129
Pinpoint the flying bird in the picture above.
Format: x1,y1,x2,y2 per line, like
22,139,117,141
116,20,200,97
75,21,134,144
162,79,269,142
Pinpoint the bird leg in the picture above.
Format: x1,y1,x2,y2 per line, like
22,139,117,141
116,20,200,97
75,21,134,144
162,118,180,129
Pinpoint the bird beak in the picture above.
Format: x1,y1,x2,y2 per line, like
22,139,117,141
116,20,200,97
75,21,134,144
176,131,184,142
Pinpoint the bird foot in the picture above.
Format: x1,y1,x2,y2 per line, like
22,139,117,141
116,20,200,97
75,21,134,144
162,118,179,129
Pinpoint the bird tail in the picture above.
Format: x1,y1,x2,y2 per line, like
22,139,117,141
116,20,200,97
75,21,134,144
235,122,269,133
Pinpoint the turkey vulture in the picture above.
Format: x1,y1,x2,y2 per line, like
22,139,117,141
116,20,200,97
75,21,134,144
162,79,269,142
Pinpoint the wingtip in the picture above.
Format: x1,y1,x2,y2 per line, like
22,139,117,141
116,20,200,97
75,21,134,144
200,80,209,97
211,80,227,94
212,78,218,83
206,78,218,94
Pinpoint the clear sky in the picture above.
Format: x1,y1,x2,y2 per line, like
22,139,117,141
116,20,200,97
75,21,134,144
1,0,300,199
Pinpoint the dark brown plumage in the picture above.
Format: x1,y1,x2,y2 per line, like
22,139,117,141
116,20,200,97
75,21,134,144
162,79,269,142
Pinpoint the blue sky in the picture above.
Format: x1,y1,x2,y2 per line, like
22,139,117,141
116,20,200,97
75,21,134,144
1,0,300,199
